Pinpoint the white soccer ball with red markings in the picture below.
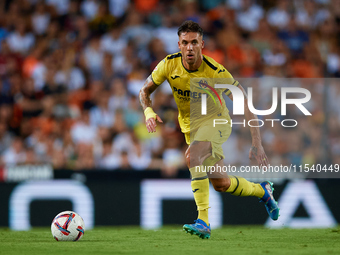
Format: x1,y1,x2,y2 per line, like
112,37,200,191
51,211,85,241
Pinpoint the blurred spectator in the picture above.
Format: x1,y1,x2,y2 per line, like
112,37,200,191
262,40,288,67
80,35,104,80
154,16,179,54
108,0,130,18
226,39,260,77
0,122,12,155
22,41,46,79
108,78,129,112
122,11,152,51
31,2,51,35
81,0,100,21
101,52,115,88
71,109,97,145
2,137,26,166
236,0,264,32
182,0,200,23
327,45,340,75
5,1,22,31
113,130,133,155
46,0,70,16
295,0,330,30
134,0,158,13
31,52,54,91
148,38,167,71
124,95,142,129
278,18,309,54
0,20,8,49
6,19,35,55
100,26,126,57
112,40,134,76
250,19,275,55
97,139,121,170
26,126,49,161
17,76,47,118
226,0,242,10
200,0,223,11
74,142,95,169
25,147,40,164
89,1,116,34
161,127,185,177
127,63,148,96
0,41,22,77
42,66,68,119
44,20,61,50
63,0,82,31
55,49,86,91
312,18,337,62
202,37,225,65
127,139,152,170
267,0,291,29
289,45,321,78
71,16,91,46
0,0,339,171
90,91,115,127
52,148,67,169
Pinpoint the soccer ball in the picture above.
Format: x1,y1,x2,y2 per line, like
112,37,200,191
51,211,85,241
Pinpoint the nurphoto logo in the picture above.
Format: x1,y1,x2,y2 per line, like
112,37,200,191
200,84,312,128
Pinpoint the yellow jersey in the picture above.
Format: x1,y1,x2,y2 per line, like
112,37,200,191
151,52,238,133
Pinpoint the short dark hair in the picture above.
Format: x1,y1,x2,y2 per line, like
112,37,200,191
177,20,203,37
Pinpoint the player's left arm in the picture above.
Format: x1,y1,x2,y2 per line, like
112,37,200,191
227,84,269,167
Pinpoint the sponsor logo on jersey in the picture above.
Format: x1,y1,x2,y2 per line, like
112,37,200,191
172,86,202,100
197,80,222,106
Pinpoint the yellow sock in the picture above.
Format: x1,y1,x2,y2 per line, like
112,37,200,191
189,166,209,225
198,209,209,225
226,176,264,198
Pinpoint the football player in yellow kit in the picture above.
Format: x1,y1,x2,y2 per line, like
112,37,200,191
139,20,279,239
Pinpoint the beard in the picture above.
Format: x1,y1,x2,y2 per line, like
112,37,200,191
184,53,196,65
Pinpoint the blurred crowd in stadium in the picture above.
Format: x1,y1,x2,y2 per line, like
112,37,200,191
0,0,339,173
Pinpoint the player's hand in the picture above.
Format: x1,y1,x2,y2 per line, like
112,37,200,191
249,144,269,168
146,115,163,133
144,107,163,133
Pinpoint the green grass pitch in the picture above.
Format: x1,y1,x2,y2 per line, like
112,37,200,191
0,226,339,255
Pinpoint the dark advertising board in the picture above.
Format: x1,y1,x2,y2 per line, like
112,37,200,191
0,169,338,230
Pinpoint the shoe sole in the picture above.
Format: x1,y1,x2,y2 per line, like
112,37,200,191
183,225,210,239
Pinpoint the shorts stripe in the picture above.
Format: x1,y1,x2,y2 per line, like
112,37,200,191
230,176,239,194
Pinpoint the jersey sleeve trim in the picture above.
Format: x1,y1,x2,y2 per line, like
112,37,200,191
167,52,182,60
203,56,217,71
151,73,160,86
224,80,239,96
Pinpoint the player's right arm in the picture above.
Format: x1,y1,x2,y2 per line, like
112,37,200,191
139,75,163,133
140,57,169,133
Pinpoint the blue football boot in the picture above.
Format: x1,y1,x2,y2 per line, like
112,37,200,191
183,219,211,239
260,181,280,220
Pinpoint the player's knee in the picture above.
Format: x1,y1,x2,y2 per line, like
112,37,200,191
185,148,190,168
213,184,227,192
213,178,231,192
189,141,211,166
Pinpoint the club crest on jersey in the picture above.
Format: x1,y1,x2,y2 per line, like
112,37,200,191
198,80,208,89
197,80,222,106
